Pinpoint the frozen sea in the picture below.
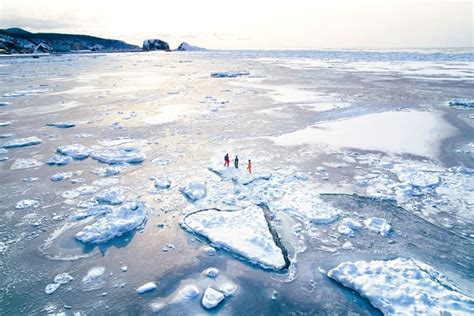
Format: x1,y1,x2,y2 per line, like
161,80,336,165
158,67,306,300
0,49,473,315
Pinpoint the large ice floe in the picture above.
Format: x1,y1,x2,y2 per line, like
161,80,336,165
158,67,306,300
328,258,474,315
182,205,288,270
57,144,91,159
1,136,42,148
75,201,147,244
91,146,145,164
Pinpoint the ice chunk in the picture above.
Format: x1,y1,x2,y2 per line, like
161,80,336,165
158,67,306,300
95,187,125,205
219,282,237,297
92,166,122,177
338,218,363,236
182,205,287,270
75,201,147,244
54,273,74,284
364,217,392,236
202,287,225,309
10,158,43,170
0,121,11,127
203,267,219,278
0,101,11,106
91,147,145,164
136,282,157,294
45,283,60,295
328,258,474,315
50,172,73,181
448,99,474,108
154,179,171,189
46,154,73,166
211,71,249,78
180,181,207,201
46,122,75,128
179,284,200,299
2,136,42,148
57,144,91,159
82,267,105,284
15,199,39,209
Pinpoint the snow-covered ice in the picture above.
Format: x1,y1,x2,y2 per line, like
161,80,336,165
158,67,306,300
202,287,225,309
15,199,40,209
45,283,60,295
2,136,42,148
328,258,474,315
10,158,43,170
75,201,147,244
180,181,207,201
363,217,392,236
136,282,157,294
154,179,171,189
82,267,105,284
50,172,73,181
46,154,73,166
203,267,219,278
91,147,145,164
179,285,200,299
95,187,125,205
182,205,287,270
57,144,91,159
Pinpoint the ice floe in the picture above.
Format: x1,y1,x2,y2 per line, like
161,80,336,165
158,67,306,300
92,166,122,177
154,179,171,189
211,70,249,78
10,158,43,170
448,99,474,108
46,122,76,128
202,287,225,309
95,187,125,205
328,258,474,315
176,284,200,300
75,201,147,244
180,181,207,201
182,205,287,270
15,199,40,209
46,154,73,166
2,136,42,148
57,144,91,159
363,217,392,236
91,147,145,164
45,283,60,295
219,282,237,297
71,205,113,221
50,172,73,181
137,282,157,294
62,185,98,199
0,121,11,127
203,267,219,278
82,267,105,284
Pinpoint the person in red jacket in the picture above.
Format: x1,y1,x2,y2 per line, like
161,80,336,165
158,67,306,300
224,153,230,167
247,159,252,173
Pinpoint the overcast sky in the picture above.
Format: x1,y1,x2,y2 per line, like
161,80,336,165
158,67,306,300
0,0,472,49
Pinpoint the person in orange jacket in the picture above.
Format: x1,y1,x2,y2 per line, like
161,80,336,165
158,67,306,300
247,159,252,173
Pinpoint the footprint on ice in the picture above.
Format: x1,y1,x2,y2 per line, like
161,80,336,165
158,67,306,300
182,205,289,270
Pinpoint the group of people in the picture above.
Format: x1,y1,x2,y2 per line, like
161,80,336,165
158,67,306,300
224,153,252,173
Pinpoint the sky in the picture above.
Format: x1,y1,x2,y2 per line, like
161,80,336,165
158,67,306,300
0,0,472,49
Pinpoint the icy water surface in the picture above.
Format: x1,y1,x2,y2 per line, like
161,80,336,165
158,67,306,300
0,49,473,315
